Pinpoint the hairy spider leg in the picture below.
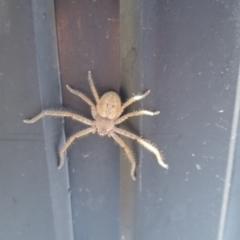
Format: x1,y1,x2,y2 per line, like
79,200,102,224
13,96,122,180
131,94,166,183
59,127,95,169
66,85,95,108
114,127,168,169
88,71,100,104
23,110,93,125
119,90,150,115
111,132,137,180
115,110,160,125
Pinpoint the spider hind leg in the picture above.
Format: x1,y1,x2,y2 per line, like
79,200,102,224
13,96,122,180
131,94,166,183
114,127,168,169
111,132,137,180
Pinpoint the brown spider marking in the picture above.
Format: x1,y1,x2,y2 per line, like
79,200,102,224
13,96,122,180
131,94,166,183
24,71,168,180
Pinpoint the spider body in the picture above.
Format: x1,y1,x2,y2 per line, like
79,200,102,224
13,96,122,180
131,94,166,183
94,92,121,135
24,71,168,180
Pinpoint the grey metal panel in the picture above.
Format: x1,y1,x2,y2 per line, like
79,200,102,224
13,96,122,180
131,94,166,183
1,0,240,240
0,0,55,239
222,81,240,240
31,0,74,239
0,0,73,240
123,0,240,240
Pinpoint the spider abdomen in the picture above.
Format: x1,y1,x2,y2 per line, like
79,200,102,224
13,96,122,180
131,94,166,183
97,92,121,120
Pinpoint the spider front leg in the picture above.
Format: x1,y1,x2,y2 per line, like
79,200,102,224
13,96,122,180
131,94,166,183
114,127,168,169
24,110,92,125
88,71,100,104
110,132,137,180
66,85,98,119
119,90,150,115
59,127,96,169
115,110,160,125
66,85,95,109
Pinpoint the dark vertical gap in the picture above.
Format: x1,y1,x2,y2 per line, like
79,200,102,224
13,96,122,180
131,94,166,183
55,1,120,239
120,0,142,239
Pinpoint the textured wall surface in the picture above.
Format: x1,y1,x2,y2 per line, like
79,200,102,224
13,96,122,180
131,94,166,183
0,0,240,239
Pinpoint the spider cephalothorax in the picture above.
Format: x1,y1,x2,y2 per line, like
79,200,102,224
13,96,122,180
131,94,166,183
24,71,168,180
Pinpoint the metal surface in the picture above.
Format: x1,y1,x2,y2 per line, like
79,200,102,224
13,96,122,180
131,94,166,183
31,1,74,239
120,1,142,240
0,0,73,240
133,1,240,240
55,1,120,240
0,0,240,240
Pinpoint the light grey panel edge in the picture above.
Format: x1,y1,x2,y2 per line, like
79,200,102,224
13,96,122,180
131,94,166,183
31,0,74,239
